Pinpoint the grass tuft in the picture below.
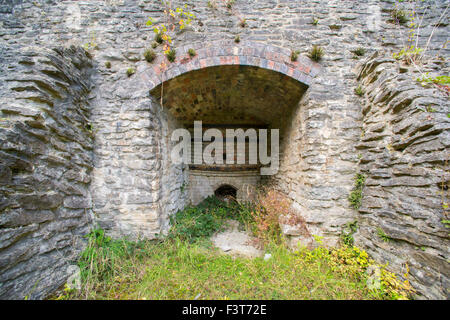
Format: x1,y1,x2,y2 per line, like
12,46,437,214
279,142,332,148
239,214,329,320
353,47,366,57
349,173,366,209
126,68,135,77
188,48,196,57
165,49,176,62
154,32,164,44
144,49,156,63
355,85,365,96
391,8,408,25
309,45,324,62
290,50,300,62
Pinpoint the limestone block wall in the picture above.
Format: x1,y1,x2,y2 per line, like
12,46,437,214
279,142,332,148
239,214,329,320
354,53,449,299
263,0,448,248
158,106,190,234
270,53,366,246
0,46,94,299
189,170,261,205
89,76,188,238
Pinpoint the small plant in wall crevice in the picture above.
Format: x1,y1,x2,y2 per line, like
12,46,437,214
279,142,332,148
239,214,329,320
85,123,93,134
341,220,358,246
352,47,366,57
377,227,392,242
290,50,300,62
165,48,176,62
391,8,408,25
309,45,324,62
144,49,156,63
207,0,217,9
188,48,196,58
126,68,135,77
154,32,164,44
348,173,366,209
355,85,365,96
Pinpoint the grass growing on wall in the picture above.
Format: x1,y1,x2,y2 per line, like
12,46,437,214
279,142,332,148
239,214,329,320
349,173,366,209
53,194,414,300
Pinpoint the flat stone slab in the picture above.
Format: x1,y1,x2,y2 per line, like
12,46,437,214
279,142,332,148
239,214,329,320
211,220,263,258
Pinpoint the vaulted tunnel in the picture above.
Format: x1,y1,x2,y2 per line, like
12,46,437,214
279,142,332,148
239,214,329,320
150,64,309,204
150,65,308,126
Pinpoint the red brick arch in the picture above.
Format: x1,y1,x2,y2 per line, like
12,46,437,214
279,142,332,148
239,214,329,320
138,40,320,91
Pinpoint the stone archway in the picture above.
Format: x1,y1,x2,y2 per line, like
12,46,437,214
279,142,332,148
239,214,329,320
137,40,319,93
142,40,319,206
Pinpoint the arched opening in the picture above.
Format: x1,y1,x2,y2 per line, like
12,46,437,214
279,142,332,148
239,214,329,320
146,41,314,205
214,184,237,202
150,65,308,126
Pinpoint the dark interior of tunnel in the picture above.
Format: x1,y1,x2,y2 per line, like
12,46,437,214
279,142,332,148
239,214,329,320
214,184,237,201
150,64,309,175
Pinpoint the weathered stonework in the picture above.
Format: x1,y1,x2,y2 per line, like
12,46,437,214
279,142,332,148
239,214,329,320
0,0,448,299
149,45,311,125
354,52,449,299
0,46,94,299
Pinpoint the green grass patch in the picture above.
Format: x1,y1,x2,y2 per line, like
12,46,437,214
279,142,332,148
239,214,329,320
53,195,414,300
58,239,387,300
167,196,253,242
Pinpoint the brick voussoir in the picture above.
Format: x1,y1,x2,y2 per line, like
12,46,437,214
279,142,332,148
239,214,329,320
146,41,318,91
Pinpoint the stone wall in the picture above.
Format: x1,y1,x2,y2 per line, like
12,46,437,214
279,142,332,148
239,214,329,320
88,70,188,239
157,103,190,235
354,53,449,299
0,0,448,299
267,0,447,251
0,46,94,299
